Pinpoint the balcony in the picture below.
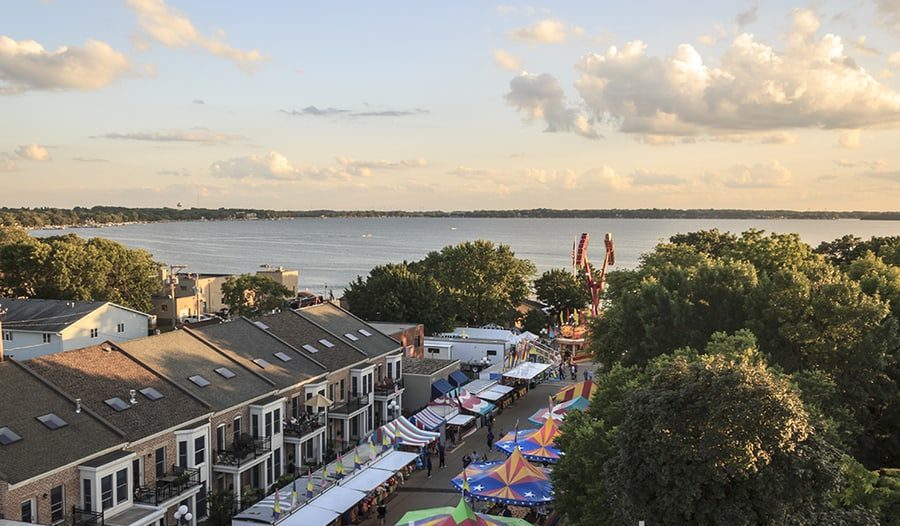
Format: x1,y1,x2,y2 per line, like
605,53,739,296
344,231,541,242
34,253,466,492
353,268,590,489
72,507,103,526
134,465,201,505
373,378,404,397
214,434,272,467
284,413,326,440
330,392,369,415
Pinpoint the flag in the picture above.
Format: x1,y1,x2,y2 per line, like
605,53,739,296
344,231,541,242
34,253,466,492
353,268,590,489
306,469,313,498
336,453,345,478
291,477,298,508
354,446,362,470
369,436,377,461
272,488,281,520
513,418,519,446
462,469,470,498
382,427,391,451
574,309,580,326
321,463,329,488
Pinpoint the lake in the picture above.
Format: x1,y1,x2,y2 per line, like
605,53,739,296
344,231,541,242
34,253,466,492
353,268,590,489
33,218,899,293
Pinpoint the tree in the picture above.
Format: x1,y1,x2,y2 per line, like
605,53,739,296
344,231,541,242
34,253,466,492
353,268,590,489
343,262,453,333
520,308,549,334
221,274,292,317
206,490,234,526
533,268,589,314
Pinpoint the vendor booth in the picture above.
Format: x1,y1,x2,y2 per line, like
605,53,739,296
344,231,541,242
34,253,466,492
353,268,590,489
451,448,554,506
395,497,534,526
411,406,445,431
458,388,496,417
527,396,589,426
377,415,440,447
495,417,562,464
553,380,597,403
477,384,515,409
448,370,471,388
446,413,477,442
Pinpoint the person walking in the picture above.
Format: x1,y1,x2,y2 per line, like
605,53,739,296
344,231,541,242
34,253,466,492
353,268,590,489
463,453,472,469
487,429,495,450
438,442,446,468
583,369,589,381
377,501,387,526
426,454,433,479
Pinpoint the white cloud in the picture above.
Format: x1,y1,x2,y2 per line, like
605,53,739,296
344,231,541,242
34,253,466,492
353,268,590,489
834,158,887,169
15,144,50,161
493,49,521,71
0,36,130,94
852,36,879,56
735,3,759,28
211,152,426,182
335,157,427,177
508,19,572,43
506,72,600,139
97,128,245,144
558,9,900,140
839,129,862,149
889,51,900,69
713,160,793,188
126,0,264,72
874,0,900,35
0,154,16,171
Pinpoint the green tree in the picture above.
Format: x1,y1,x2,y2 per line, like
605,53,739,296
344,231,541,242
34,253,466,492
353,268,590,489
221,274,292,317
533,268,589,314
520,308,549,334
205,490,234,526
343,262,453,333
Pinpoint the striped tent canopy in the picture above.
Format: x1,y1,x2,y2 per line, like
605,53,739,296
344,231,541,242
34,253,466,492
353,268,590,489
394,497,533,526
412,407,446,431
495,416,561,463
457,389,496,416
527,396,589,426
450,448,554,507
377,416,440,447
553,380,597,403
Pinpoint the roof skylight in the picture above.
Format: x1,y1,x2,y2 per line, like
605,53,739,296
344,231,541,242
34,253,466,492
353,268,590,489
188,375,211,387
36,413,68,430
215,367,235,379
139,387,164,401
274,352,292,362
302,344,320,354
318,339,335,348
104,397,131,412
358,329,373,337
0,427,22,446
344,333,359,342
253,358,270,369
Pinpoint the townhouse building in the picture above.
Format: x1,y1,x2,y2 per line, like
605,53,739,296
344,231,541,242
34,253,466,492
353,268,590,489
26,344,214,526
370,322,425,359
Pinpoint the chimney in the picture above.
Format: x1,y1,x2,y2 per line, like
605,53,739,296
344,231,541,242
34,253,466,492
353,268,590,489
129,389,137,405
75,398,82,414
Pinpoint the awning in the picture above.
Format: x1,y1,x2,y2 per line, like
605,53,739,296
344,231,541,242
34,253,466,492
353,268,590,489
476,389,504,402
457,389,496,415
431,378,454,399
502,361,552,380
369,450,419,471
379,416,440,447
267,506,338,526
463,379,497,394
411,407,445,431
489,384,513,395
305,486,366,514
340,465,395,493
448,370,470,388
446,414,475,426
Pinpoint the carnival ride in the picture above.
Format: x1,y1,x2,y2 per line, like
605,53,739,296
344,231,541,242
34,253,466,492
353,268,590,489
572,232,615,317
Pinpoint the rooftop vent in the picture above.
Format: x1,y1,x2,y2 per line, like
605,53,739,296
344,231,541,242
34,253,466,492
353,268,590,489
75,398,82,414
129,389,138,405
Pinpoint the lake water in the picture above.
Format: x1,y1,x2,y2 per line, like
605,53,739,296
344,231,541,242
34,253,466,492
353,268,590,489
33,218,900,293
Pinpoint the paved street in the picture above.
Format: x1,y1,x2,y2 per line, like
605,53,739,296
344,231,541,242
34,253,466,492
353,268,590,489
360,369,590,525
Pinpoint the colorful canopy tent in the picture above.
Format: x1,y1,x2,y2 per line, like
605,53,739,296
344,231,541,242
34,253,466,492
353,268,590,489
495,417,562,463
448,370,471,388
553,380,597,403
412,407,446,431
450,448,554,507
394,497,534,526
457,389,496,415
378,416,441,447
432,379,455,399
527,396,590,426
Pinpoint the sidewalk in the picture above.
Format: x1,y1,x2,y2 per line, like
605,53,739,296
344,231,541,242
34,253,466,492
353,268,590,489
357,371,586,526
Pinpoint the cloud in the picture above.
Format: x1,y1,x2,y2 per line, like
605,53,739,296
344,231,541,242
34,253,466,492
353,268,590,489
96,128,245,144
279,106,427,118
874,0,900,35
506,72,600,139
72,157,108,162
0,154,16,171
125,0,264,72
15,144,50,161
210,152,427,182
0,36,130,94
716,160,793,188
889,51,900,69
861,170,900,181
556,9,900,140
447,167,499,178
493,49,521,71
628,169,689,186
508,19,572,43
280,106,349,117
351,108,428,117
158,169,190,177
192,98,204,104
852,36,879,56
838,129,862,149
735,3,759,27
834,158,887,169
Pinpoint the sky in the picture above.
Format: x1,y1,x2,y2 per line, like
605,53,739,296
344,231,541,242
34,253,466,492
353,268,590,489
2,1,900,211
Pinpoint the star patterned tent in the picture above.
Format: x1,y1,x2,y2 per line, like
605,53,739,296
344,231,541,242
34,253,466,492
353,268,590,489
450,448,554,507
553,379,597,403
494,416,562,463
394,497,534,526
527,396,590,426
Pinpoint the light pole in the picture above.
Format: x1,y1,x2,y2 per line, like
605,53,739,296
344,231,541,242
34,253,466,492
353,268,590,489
173,505,192,526
387,400,399,422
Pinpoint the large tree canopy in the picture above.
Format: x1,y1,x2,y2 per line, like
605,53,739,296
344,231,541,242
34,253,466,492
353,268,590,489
533,268,589,314
221,274,293,318
0,227,159,312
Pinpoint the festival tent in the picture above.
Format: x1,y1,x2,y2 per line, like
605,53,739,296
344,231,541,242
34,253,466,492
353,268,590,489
448,370,471,388
553,379,597,403
378,416,441,447
457,388,496,415
495,417,562,463
394,497,534,526
412,407,446,431
429,392,461,419
432,378,455,399
527,396,590,426
450,448,554,506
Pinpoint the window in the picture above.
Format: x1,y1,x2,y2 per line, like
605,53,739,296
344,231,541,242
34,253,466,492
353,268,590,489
0,426,22,445
340,379,345,400
116,323,125,333
358,329,372,337
351,377,358,397
273,448,282,479
189,375,210,387
104,397,130,412
90,328,99,338
139,387,163,401
3,331,12,341
427,347,440,355
21,498,34,523
216,425,226,451
116,468,128,503
328,383,335,402
302,344,320,354
251,414,259,438
161,304,168,312
233,416,242,444
36,413,68,430
252,358,270,369
42,333,52,343
487,350,497,356
318,339,334,348
274,352,292,362
291,396,300,419
195,436,205,465
50,485,64,524
178,441,188,466
265,412,272,438
215,367,235,379
101,474,113,510
132,458,142,491
387,362,393,379
343,332,359,342
273,409,281,434
82,479,92,513
196,482,208,519
155,447,165,477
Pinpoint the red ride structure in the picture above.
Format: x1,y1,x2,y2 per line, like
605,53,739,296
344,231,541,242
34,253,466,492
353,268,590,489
572,232,615,316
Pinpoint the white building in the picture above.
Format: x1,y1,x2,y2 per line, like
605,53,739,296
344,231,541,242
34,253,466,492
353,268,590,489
425,327,540,367
0,299,153,360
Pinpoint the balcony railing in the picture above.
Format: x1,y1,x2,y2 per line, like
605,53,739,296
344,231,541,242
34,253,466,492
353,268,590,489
374,378,403,396
71,507,103,526
215,434,272,467
330,392,369,415
284,414,326,439
134,465,201,505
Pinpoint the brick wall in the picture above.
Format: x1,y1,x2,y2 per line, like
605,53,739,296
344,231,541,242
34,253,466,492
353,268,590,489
2,465,82,525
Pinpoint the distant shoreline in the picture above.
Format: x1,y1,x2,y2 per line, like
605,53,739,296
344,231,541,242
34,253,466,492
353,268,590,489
6,206,899,231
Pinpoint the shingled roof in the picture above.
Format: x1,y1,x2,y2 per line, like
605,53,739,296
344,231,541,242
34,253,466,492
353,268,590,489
0,299,110,333
295,303,401,358
255,311,367,370
28,343,211,441
0,361,124,485
117,331,274,411
190,318,327,390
